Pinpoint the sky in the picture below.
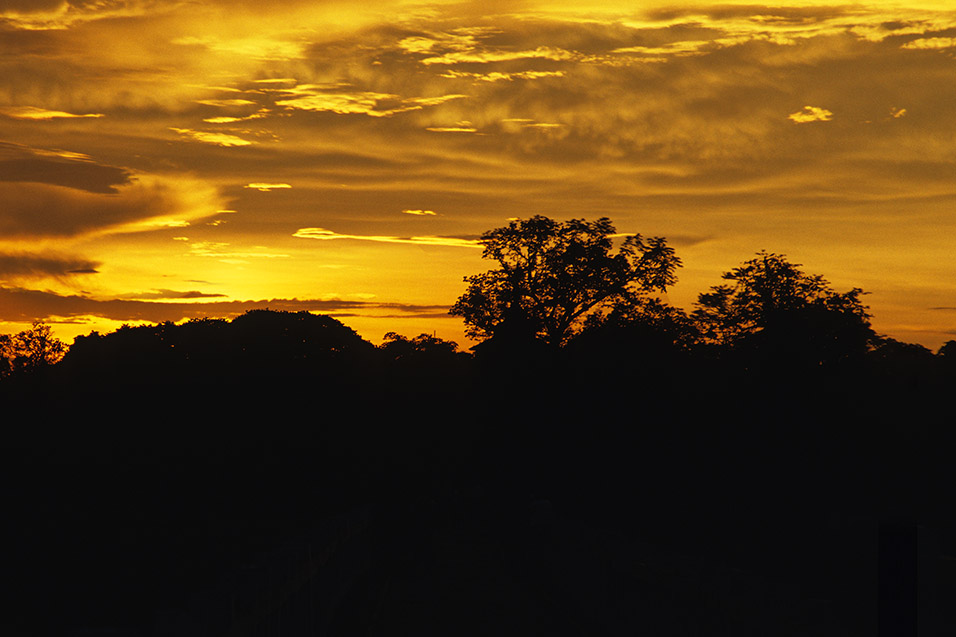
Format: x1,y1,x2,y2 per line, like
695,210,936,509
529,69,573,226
1,0,955,350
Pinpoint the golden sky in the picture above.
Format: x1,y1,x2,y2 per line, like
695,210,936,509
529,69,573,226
2,0,955,349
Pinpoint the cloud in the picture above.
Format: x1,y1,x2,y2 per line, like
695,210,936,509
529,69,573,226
0,286,451,324
273,84,467,117
0,175,224,239
245,182,292,191
195,99,258,107
170,128,254,146
420,45,577,65
0,105,104,119
901,36,956,49
438,69,565,82
612,40,714,58
425,120,479,132
0,0,160,29
186,241,290,260
293,227,480,248
119,289,228,300
401,209,436,216
787,105,834,123
0,252,100,280
171,34,308,61
0,0,65,11
203,112,268,123
0,143,131,194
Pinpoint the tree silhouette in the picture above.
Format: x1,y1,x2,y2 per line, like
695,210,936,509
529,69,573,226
691,251,876,367
0,321,66,379
379,332,462,362
449,216,681,347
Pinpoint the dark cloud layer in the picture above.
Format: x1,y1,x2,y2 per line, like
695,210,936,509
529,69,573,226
0,286,451,324
119,289,228,300
0,157,130,193
0,253,99,278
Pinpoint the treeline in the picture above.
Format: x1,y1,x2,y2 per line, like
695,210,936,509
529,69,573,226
2,303,953,420
3,305,953,637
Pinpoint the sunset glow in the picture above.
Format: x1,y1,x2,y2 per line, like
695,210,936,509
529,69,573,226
2,0,955,348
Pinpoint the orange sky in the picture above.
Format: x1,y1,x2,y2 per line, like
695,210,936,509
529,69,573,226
2,0,955,350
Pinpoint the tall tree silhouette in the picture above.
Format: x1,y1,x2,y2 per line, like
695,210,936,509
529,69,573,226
450,216,681,347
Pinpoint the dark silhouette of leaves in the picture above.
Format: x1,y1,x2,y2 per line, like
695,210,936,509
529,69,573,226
450,215,681,347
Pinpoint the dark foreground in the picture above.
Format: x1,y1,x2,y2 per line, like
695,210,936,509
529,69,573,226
4,389,954,637
3,312,955,636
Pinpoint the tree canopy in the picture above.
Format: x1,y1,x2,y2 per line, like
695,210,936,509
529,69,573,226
691,251,877,365
0,321,66,379
449,215,681,347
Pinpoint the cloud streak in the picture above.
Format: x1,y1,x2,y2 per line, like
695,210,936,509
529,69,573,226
0,106,104,119
0,253,100,279
0,175,224,239
788,105,834,123
0,286,451,324
293,228,480,248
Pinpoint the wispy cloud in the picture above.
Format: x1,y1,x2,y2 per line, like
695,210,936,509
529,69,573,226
0,106,104,120
788,105,834,123
0,253,100,280
421,46,577,65
438,70,565,82
293,228,480,248
426,123,478,133
195,99,258,107
274,85,467,117
172,34,307,61
186,242,290,259
901,37,956,49
401,209,436,216
170,128,253,146
0,142,131,194
0,175,223,239
245,183,292,192
119,289,228,300
0,286,451,324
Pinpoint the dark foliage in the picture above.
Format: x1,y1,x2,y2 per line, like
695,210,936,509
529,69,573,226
450,216,682,347
0,321,65,379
